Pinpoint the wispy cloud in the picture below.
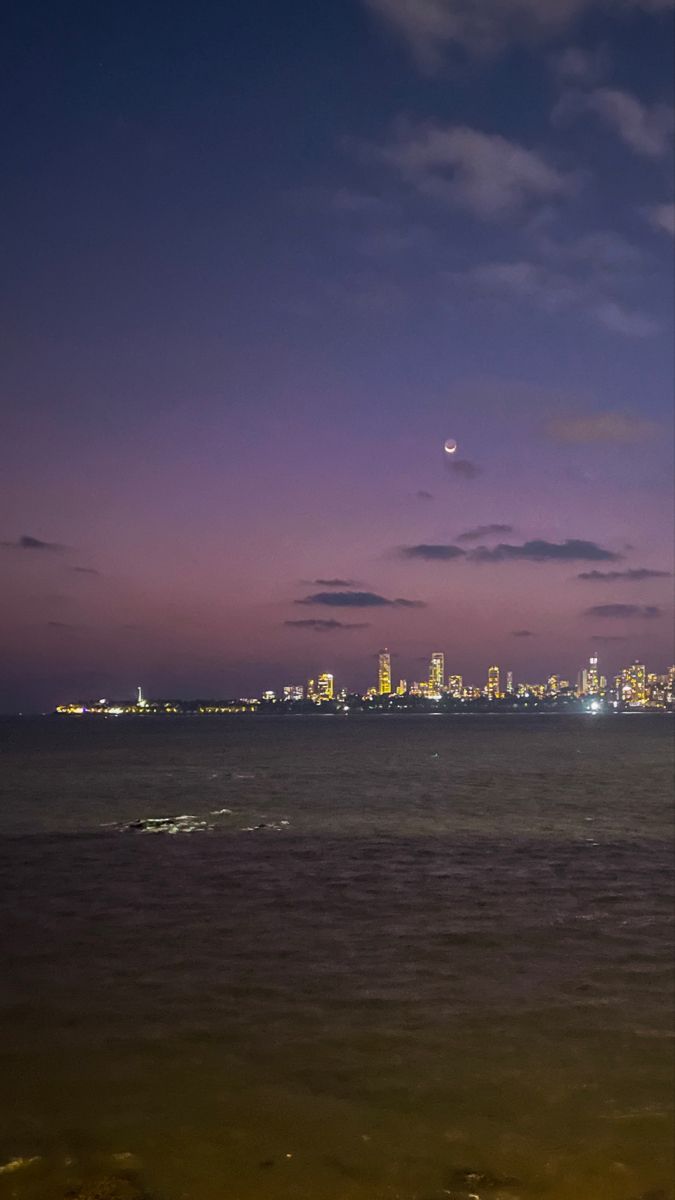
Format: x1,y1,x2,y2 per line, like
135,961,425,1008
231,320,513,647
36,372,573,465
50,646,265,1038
644,202,675,237
553,45,609,86
70,566,100,576
296,590,426,608
584,603,662,618
578,567,671,581
2,534,66,552
457,523,514,542
592,302,660,338
285,619,370,631
363,0,672,65
446,457,481,478
547,411,658,443
312,578,357,587
512,629,534,637
555,87,675,158
400,537,621,563
453,259,659,337
373,121,570,218
471,538,620,563
414,489,435,501
401,543,466,560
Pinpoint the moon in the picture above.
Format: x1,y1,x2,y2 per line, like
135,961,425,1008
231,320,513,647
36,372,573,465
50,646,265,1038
444,438,458,455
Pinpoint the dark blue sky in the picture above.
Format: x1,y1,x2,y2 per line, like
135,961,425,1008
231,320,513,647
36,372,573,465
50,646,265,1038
1,0,673,708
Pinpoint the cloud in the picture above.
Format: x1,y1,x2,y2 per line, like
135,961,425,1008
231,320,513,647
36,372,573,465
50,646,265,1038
375,122,570,218
312,578,357,587
644,202,675,237
553,45,609,85
446,457,481,478
471,538,620,562
363,0,673,65
454,259,658,337
592,302,660,337
47,620,79,630
70,566,100,576
512,629,534,637
457,523,514,542
401,543,466,560
296,590,426,608
414,489,435,501
578,567,671,581
591,634,629,642
568,88,675,158
584,604,662,618
2,534,66,552
547,411,658,443
285,619,370,631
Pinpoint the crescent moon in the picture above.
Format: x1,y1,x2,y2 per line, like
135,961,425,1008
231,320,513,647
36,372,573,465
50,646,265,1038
444,439,458,454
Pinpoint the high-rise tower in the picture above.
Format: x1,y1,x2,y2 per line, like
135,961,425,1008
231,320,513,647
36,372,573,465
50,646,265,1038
487,665,500,699
378,650,392,695
429,652,444,695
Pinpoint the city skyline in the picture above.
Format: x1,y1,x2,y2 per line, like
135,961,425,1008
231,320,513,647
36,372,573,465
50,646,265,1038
2,0,673,712
52,650,674,714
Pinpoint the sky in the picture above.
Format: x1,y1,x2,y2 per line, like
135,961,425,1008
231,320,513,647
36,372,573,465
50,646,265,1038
1,0,673,710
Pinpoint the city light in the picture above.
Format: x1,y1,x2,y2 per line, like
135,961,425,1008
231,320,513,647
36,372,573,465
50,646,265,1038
54,654,675,717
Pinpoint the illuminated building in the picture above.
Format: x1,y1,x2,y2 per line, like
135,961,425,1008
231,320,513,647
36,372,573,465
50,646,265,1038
378,649,392,695
487,665,500,699
306,678,316,701
317,673,334,701
396,679,407,695
448,674,463,697
622,661,647,705
506,670,514,695
283,685,304,701
429,652,444,696
587,654,599,695
263,690,276,701
547,675,559,695
668,666,675,704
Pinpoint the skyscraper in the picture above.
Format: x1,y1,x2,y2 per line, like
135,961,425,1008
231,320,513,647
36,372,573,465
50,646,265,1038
487,665,500,699
378,650,391,695
317,673,334,701
448,674,463,697
506,670,514,694
622,661,646,705
429,652,444,695
587,653,599,695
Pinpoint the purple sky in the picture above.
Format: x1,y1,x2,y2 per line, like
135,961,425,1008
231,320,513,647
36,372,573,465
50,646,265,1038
1,0,673,709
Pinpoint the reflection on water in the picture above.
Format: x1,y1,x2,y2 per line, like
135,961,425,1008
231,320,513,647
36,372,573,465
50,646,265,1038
0,716,673,1199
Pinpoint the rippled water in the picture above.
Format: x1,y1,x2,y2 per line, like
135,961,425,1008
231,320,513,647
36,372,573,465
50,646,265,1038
0,715,673,1199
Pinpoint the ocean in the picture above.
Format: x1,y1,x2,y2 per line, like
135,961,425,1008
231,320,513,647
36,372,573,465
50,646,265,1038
0,714,673,1200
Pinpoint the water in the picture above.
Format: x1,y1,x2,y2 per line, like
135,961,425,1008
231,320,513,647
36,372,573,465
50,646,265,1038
0,714,673,1199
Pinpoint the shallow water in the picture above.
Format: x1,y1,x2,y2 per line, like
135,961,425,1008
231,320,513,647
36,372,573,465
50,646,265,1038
0,714,673,1199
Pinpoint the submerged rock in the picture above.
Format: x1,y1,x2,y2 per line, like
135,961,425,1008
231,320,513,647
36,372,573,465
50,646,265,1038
0,1156,41,1174
65,1178,145,1200
113,815,211,834
446,1168,522,1190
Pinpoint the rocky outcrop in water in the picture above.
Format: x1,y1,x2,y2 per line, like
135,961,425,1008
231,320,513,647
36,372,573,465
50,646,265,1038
65,1178,146,1200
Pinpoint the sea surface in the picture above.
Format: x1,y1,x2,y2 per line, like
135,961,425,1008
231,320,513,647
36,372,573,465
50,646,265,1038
0,714,673,1200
